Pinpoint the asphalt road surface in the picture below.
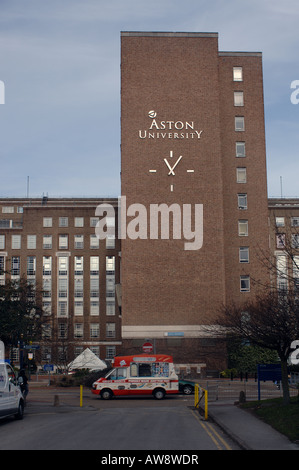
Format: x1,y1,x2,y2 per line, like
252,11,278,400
0,392,240,451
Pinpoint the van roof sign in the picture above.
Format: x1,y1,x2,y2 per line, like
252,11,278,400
113,354,173,367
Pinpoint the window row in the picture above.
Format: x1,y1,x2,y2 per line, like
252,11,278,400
43,216,115,228
42,322,116,339
276,233,299,249
0,234,115,250
0,255,115,277
10,345,117,363
275,216,299,227
42,299,115,317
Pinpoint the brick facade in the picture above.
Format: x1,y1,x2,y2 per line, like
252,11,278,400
120,32,270,372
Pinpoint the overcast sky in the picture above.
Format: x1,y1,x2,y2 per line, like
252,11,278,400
0,0,298,198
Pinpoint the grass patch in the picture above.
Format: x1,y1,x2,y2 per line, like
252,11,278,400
240,396,299,442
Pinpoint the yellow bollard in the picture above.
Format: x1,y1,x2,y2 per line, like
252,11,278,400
80,385,83,407
204,389,208,421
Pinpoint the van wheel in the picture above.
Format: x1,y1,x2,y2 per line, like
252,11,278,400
15,401,24,420
100,389,113,400
153,388,165,400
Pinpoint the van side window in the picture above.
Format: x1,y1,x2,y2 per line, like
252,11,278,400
130,363,138,377
139,363,152,377
110,368,127,380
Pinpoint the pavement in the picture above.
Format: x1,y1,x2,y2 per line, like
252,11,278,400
27,379,299,451
206,400,299,451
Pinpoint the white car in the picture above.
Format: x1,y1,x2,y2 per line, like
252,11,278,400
0,362,25,420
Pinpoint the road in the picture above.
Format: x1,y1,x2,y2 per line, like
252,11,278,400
0,387,240,451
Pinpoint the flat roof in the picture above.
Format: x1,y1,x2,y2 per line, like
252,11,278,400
121,31,218,38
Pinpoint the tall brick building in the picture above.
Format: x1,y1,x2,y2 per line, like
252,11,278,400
120,32,270,371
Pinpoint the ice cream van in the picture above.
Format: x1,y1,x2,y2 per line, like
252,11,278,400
92,354,179,400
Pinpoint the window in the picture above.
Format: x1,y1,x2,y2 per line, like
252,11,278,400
235,116,245,131
58,301,68,317
90,300,99,315
75,217,84,227
42,301,51,316
293,256,299,281
239,247,249,263
43,235,52,249
11,235,21,249
74,278,83,298
292,234,299,249
106,256,115,273
43,217,52,228
58,323,68,338
43,279,52,297
90,217,99,227
74,235,84,249
106,346,116,360
27,256,36,276
238,220,248,236
238,194,247,210
74,256,84,275
2,206,14,213
236,167,247,183
74,323,83,338
90,234,99,249
58,256,68,275
43,256,52,275
276,254,288,291
234,91,244,106
108,368,127,380
240,275,250,292
59,234,68,249
236,142,246,157
106,236,115,249
27,235,36,249
276,234,285,249
90,278,99,297
90,323,99,338
275,217,285,227
0,256,5,275
233,67,243,81
90,256,99,275
106,275,115,298
11,257,20,276
106,323,115,338
74,301,83,315
59,217,68,227
58,278,68,298
106,300,115,316
0,235,5,250
291,217,299,227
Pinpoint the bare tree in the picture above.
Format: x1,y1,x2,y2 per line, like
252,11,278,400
215,290,299,404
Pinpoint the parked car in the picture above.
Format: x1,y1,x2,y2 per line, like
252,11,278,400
0,362,25,420
179,379,195,395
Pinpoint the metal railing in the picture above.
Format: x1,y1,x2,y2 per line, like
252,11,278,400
194,384,208,420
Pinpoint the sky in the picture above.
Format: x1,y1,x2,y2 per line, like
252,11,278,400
0,0,298,199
